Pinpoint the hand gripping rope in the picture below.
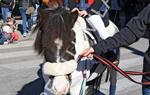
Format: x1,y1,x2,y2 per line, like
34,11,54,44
77,54,150,85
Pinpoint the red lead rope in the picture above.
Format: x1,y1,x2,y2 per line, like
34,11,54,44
77,54,150,85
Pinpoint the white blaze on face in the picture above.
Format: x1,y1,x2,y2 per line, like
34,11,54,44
54,38,63,62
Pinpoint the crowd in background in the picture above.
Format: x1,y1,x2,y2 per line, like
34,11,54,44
0,0,150,95
0,0,149,45
0,0,39,45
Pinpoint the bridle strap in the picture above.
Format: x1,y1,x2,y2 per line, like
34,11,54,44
77,54,150,85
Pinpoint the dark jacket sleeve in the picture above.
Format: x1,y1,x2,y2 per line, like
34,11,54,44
92,4,150,55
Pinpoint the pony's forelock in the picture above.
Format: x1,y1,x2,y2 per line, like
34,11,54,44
34,7,77,62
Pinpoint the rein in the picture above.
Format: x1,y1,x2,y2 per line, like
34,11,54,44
77,54,150,85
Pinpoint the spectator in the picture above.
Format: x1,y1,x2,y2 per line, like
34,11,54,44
19,0,28,37
19,0,35,37
31,0,40,26
1,0,14,22
0,28,5,45
6,17,20,41
26,0,38,35
27,0,40,32
1,17,14,44
0,16,19,44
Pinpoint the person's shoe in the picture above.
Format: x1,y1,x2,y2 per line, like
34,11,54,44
27,31,31,35
4,41,9,45
23,33,27,37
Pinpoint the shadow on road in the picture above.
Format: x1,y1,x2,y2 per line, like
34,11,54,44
124,46,144,57
17,64,45,95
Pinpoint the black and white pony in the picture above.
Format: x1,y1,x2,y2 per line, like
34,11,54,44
34,6,119,95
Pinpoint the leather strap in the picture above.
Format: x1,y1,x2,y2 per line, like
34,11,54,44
77,54,150,85
92,54,150,85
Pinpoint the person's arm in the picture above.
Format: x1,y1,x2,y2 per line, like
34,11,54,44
93,4,150,55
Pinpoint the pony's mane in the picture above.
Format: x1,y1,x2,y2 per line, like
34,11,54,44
34,7,77,62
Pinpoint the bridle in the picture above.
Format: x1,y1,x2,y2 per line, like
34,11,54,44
58,40,76,62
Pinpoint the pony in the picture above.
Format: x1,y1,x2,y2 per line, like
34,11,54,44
34,6,79,95
34,2,119,95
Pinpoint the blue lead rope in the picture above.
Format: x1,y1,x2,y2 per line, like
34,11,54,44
77,57,88,95
81,69,87,95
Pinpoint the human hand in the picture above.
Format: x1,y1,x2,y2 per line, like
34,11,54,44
79,10,88,17
79,47,94,58
72,8,80,13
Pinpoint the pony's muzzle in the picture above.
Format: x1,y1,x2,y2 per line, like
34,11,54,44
52,76,70,95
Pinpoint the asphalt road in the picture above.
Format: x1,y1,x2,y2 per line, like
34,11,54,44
0,37,148,95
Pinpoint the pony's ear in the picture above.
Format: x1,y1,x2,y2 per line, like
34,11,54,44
71,10,78,27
